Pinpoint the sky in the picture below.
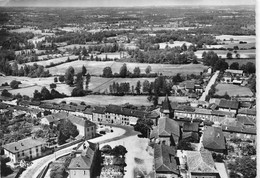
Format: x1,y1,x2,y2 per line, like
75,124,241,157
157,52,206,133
0,0,256,7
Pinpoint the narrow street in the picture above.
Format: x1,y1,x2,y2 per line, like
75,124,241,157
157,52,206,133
199,70,220,101
20,124,138,178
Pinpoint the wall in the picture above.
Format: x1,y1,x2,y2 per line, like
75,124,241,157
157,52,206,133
69,169,90,178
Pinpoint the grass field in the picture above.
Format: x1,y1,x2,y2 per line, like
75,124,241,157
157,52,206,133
226,59,255,65
215,84,253,97
44,95,190,106
215,35,256,44
195,49,255,59
20,55,78,67
48,61,208,76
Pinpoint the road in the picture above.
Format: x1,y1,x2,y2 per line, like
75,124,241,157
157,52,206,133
199,70,219,101
20,124,138,178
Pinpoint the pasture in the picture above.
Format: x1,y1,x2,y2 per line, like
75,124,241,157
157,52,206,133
226,59,255,65
195,49,256,59
48,61,208,76
44,95,190,106
215,84,253,97
215,35,256,44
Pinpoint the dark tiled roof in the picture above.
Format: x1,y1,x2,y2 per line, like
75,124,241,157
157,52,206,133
186,151,218,173
222,125,256,135
238,108,256,116
182,132,199,141
185,82,195,89
170,102,179,110
160,95,172,113
176,105,195,112
154,143,179,175
203,126,226,151
93,106,106,114
30,100,41,106
68,141,97,170
158,117,180,137
211,110,234,117
0,102,8,109
83,108,93,115
183,123,199,132
218,99,239,110
105,104,147,118
195,108,212,115
2,137,46,154
237,116,255,126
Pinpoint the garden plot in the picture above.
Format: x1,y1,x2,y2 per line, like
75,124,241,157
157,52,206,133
215,84,253,97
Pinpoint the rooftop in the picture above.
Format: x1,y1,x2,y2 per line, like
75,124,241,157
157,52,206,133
203,126,226,151
2,137,46,154
158,117,180,137
218,99,239,110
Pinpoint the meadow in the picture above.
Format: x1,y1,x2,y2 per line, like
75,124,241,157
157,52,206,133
48,61,208,76
215,84,253,97
195,49,255,59
159,41,193,49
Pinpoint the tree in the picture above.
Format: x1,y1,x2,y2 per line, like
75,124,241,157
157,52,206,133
134,118,153,137
228,156,256,178
133,67,141,77
244,62,255,74
41,87,52,100
75,73,83,89
33,90,42,101
135,80,141,94
214,59,228,72
85,73,91,90
177,139,193,150
119,63,128,78
59,75,65,83
10,80,21,89
57,119,79,145
172,73,183,84
111,145,128,157
1,156,14,176
50,83,57,89
71,87,85,96
101,145,112,154
65,66,74,86
82,65,87,76
142,80,150,93
103,67,113,77
54,77,58,83
11,61,18,76
241,145,256,156
230,62,240,70
145,65,152,74
226,52,233,59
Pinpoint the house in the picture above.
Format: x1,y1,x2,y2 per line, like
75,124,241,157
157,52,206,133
225,69,243,77
68,141,99,178
40,115,57,126
67,115,96,139
185,151,220,178
192,108,212,121
202,126,226,153
217,99,239,114
92,106,106,122
185,81,195,92
150,117,180,146
237,108,256,119
174,105,195,120
222,72,232,83
2,137,46,163
222,122,256,140
236,115,255,128
182,122,200,143
153,143,180,178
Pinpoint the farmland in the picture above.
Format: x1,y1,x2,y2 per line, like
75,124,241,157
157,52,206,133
226,59,255,65
48,61,208,76
215,84,253,97
20,55,78,67
195,49,256,59
44,95,191,106
215,35,256,44
159,41,193,49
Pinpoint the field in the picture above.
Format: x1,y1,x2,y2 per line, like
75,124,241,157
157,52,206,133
195,49,255,59
205,43,255,49
45,95,190,106
48,61,208,76
159,41,193,49
226,59,255,65
20,55,78,67
215,84,253,97
90,77,156,93
215,35,256,44
97,52,129,59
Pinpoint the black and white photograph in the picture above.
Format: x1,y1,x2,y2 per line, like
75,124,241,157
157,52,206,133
0,0,257,178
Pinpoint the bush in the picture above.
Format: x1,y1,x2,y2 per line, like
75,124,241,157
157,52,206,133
1,82,9,86
10,80,21,89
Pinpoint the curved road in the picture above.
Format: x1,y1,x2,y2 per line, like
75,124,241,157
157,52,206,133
21,124,139,178
199,70,219,101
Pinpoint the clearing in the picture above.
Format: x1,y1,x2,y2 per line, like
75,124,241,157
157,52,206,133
215,84,253,97
48,61,208,76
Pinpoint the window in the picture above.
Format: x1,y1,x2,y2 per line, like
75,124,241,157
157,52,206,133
83,171,86,175
17,152,20,157
22,152,24,156
36,148,38,152
87,128,89,132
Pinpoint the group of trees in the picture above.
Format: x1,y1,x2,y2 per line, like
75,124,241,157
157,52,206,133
103,64,156,78
101,144,128,157
202,51,229,72
228,156,256,178
57,119,79,145
33,87,67,100
134,118,154,137
127,47,198,64
229,61,255,74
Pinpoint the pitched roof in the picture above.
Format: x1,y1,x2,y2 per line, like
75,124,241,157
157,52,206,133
158,117,180,137
176,105,195,112
222,125,256,135
183,123,199,132
186,151,218,174
185,82,195,89
2,137,46,154
203,126,226,151
211,110,234,117
218,99,239,110
225,69,243,74
195,108,212,115
105,104,147,118
68,115,95,127
154,143,179,175
182,132,199,141
237,116,255,126
93,106,106,114
160,95,172,113
68,141,97,170
238,108,256,116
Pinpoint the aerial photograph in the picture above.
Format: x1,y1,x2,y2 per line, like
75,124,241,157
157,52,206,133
0,0,257,178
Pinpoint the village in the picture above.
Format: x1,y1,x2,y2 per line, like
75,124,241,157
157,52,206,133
0,4,257,178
